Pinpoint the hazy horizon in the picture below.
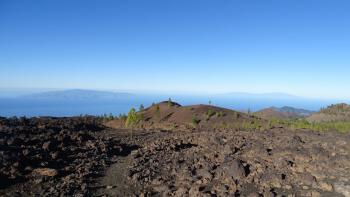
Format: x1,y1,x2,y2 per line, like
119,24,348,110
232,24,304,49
0,88,347,117
0,87,349,100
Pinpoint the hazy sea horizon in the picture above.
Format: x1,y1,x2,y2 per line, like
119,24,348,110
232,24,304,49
0,95,342,117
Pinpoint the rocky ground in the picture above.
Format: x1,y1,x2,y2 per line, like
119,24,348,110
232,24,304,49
1,116,350,196
126,129,350,196
0,117,137,196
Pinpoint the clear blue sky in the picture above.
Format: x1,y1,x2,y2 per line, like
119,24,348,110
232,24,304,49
1,0,350,98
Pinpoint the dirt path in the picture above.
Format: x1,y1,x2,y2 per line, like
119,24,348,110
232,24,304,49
92,129,148,197
94,153,139,197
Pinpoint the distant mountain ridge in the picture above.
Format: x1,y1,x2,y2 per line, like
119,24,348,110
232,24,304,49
21,89,134,100
221,92,300,99
256,106,314,120
273,106,314,116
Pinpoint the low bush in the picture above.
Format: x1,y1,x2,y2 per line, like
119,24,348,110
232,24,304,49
206,109,216,120
192,116,200,126
125,108,143,127
268,118,350,133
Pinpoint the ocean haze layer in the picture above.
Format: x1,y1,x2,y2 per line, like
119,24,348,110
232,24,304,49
0,89,345,117
21,89,134,100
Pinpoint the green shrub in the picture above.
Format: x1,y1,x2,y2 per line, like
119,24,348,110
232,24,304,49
125,108,143,127
217,111,223,117
267,118,350,133
207,109,216,117
221,121,227,129
192,116,200,126
206,109,216,120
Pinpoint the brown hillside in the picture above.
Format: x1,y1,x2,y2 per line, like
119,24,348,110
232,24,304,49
255,107,311,120
307,103,350,122
106,101,267,131
255,108,294,120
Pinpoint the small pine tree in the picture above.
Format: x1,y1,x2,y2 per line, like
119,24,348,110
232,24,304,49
125,108,142,127
103,113,108,120
109,113,114,120
139,104,145,111
119,113,127,121
155,105,160,117
168,98,174,106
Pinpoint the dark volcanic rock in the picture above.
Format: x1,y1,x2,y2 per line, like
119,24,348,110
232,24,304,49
117,128,350,197
1,116,350,197
0,116,134,196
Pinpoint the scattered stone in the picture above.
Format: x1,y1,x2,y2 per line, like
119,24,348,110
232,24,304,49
33,168,58,177
42,141,51,151
318,181,333,192
308,191,321,197
334,182,350,197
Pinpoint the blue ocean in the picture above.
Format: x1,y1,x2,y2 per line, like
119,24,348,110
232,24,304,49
0,94,341,117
